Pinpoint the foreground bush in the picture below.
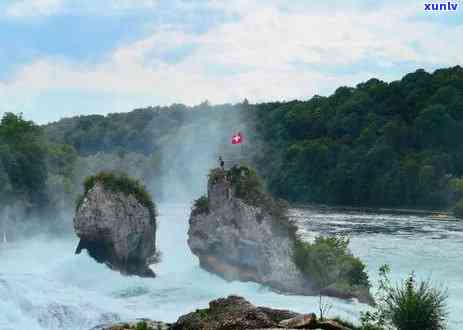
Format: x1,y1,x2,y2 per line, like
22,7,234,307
388,275,447,330
361,265,448,330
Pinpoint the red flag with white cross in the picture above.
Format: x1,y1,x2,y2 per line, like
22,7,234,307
231,132,243,144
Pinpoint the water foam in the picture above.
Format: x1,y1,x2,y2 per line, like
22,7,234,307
2,204,461,329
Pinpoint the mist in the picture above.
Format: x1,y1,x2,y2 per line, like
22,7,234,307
154,106,252,202
3,104,463,329
0,204,368,330
1,103,255,244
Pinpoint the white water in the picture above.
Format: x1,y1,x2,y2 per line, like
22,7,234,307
1,204,462,329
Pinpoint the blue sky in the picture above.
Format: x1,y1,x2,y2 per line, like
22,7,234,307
0,0,462,123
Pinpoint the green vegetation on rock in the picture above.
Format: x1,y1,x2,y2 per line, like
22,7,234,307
191,195,209,216
227,165,264,205
208,165,297,233
76,171,156,224
293,235,370,301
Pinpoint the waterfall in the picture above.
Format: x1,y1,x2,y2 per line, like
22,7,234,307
1,208,7,245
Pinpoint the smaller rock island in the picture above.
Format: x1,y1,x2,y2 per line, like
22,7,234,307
74,171,158,277
188,166,372,303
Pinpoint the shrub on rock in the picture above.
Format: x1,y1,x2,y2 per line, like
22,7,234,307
293,235,371,303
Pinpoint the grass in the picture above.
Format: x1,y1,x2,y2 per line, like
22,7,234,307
75,171,157,224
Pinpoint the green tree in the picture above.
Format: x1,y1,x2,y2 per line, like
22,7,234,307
0,113,49,211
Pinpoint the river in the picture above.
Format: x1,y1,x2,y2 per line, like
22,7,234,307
0,204,462,329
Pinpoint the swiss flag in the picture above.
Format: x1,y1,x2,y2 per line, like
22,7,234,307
231,132,243,144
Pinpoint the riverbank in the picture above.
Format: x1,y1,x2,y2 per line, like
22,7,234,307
292,203,457,220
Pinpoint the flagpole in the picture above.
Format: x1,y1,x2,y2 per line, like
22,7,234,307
241,138,244,165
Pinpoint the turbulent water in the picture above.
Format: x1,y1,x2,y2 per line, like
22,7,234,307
1,204,462,330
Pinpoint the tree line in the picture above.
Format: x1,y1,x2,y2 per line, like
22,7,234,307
3,66,463,217
252,66,463,210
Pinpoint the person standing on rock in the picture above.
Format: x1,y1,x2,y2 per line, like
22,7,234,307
219,156,225,170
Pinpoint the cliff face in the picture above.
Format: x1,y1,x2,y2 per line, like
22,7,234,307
188,168,312,295
74,182,157,277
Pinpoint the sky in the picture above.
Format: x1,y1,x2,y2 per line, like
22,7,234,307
0,0,462,123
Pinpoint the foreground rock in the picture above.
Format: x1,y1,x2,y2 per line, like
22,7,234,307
74,173,157,277
173,295,351,330
173,295,299,330
90,295,352,330
279,313,317,328
90,319,170,330
188,167,311,295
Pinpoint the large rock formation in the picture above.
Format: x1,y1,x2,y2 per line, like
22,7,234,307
188,167,372,304
188,167,312,295
74,175,157,277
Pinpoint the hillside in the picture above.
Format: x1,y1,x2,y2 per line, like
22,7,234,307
253,66,463,208
3,66,463,219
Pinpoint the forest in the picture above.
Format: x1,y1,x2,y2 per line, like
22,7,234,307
2,66,463,218
253,66,463,209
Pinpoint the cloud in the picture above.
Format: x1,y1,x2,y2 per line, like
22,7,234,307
1,0,462,123
5,0,63,17
3,0,160,18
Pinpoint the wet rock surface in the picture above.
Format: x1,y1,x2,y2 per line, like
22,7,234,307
188,168,311,295
74,182,157,277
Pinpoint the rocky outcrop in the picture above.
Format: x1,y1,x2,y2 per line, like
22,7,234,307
173,295,351,330
90,320,170,330
89,295,353,330
173,295,296,330
188,168,312,295
74,182,157,277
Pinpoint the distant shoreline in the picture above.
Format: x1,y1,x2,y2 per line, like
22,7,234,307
291,203,457,220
